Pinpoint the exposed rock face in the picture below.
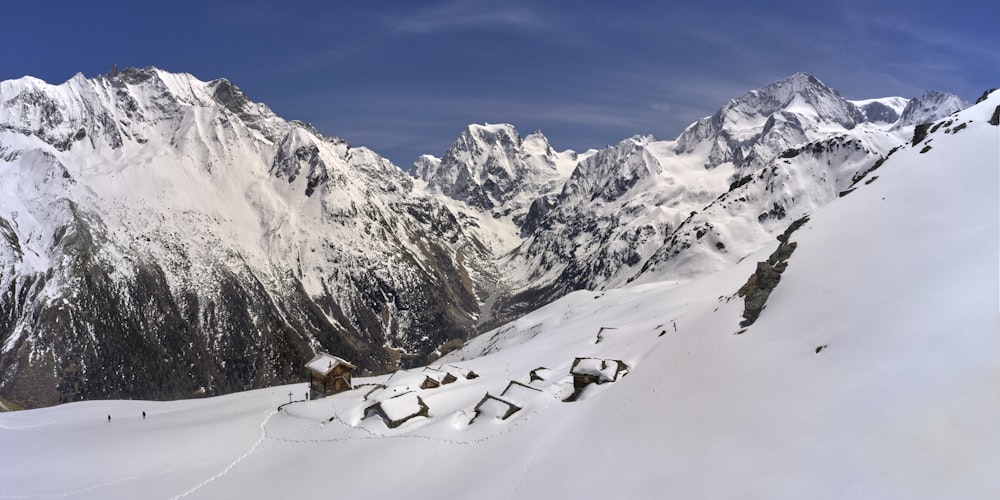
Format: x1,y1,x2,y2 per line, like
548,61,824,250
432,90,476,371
857,100,902,124
737,216,809,327
504,135,671,298
411,124,577,227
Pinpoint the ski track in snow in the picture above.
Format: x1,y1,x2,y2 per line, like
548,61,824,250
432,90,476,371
168,408,277,500
506,439,540,500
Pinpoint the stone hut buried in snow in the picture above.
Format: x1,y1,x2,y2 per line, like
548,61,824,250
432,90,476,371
306,353,356,399
565,357,628,402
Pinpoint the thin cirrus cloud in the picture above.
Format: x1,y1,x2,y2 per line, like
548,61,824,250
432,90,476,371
387,0,551,35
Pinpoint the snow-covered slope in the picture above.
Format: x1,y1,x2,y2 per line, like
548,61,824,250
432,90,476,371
633,126,906,283
1,90,996,500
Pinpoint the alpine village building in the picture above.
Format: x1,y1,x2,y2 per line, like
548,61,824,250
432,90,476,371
306,353,356,399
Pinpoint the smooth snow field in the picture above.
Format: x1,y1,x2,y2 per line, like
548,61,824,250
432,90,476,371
2,98,998,499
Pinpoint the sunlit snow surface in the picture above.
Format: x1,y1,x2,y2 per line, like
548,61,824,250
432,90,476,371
1,97,998,499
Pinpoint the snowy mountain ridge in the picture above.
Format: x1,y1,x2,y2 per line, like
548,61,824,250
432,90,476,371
0,68,972,409
444,73,967,308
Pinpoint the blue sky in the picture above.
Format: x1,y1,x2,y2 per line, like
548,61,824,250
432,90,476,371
4,0,997,167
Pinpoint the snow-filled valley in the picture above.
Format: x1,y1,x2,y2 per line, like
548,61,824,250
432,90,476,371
1,91,997,499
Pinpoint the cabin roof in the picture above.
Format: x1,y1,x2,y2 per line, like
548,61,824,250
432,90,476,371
570,357,624,382
306,353,356,376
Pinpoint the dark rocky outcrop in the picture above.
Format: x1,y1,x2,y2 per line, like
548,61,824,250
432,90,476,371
975,89,997,104
736,216,809,327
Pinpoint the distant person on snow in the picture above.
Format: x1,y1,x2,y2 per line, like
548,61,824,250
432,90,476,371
107,414,111,423
142,411,146,420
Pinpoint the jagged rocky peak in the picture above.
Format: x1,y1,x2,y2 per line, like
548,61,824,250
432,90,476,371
447,123,524,167
411,123,521,208
209,77,251,114
895,90,970,127
111,66,162,84
411,123,576,219
559,135,659,204
411,153,442,178
1,71,127,151
0,67,290,153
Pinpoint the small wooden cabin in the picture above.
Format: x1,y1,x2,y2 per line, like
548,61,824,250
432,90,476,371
306,353,356,399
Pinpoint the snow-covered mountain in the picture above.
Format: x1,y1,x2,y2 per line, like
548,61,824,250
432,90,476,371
675,72,868,170
0,68,500,407
1,89,996,499
0,69,971,409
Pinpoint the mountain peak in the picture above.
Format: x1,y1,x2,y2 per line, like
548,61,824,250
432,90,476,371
674,72,862,169
744,72,845,113
466,122,518,135
895,90,970,127
108,66,166,85
411,122,576,219
779,71,824,87
208,77,251,115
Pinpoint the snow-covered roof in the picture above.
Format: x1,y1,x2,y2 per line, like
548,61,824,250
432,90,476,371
305,353,356,376
376,392,426,422
570,358,624,383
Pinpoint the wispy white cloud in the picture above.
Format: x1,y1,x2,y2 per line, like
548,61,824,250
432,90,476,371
388,0,549,35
